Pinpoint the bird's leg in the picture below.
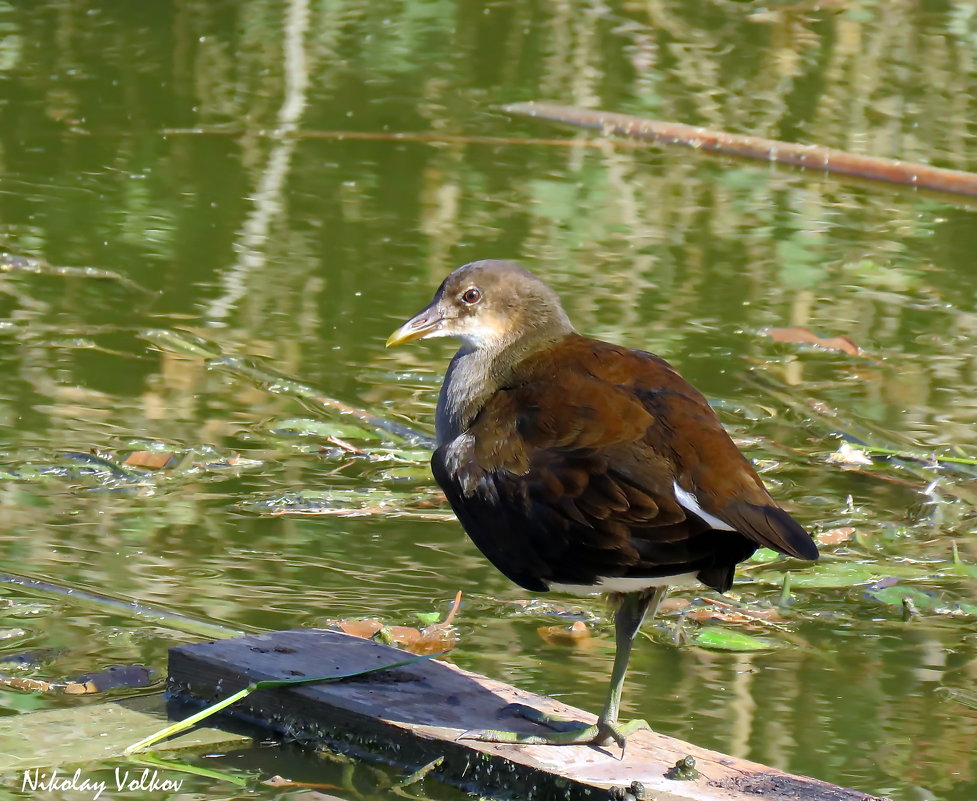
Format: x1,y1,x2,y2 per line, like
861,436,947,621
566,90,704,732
590,586,667,745
460,586,668,747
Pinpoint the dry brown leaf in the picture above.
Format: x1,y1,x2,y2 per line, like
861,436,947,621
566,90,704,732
402,591,463,654
333,619,384,638
385,624,458,655
659,597,692,614
64,681,98,695
766,327,860,355
123,451,175,469
828,442,873,466
688,598,785,625
325,435,365,455
537,620,592,646
328,591,462,655
687,608,753,624
819,526,857,545
263,776,343,791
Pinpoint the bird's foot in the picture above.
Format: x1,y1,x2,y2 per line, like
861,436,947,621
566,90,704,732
459,704,650,749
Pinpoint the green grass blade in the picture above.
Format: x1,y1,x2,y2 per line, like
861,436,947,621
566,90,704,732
125,686,252,755
129,753,251,787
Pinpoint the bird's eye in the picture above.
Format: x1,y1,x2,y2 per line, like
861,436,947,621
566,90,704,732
461,287,482,305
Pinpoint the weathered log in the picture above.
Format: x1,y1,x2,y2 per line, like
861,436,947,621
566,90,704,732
167,628,888,801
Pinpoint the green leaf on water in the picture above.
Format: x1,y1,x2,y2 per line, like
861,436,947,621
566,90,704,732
755,561,930,588
413,611,441,625
3,692,49,712
140,329,222,359
868,586,941,611
244,489,451,520
747,547,780,562
937,686,977,711
377,465,433,481
866,584,977,617
691,627,776,651
369,447,432,463
270,417,378,441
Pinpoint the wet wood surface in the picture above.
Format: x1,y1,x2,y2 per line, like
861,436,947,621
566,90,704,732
168,629,888,801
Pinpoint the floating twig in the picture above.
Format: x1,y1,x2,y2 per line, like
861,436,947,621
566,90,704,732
0,252,153,294
441,590,463,626
503,102,977,197
840,438,977,468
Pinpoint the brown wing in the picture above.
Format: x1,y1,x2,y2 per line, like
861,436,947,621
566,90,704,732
431,335,817,593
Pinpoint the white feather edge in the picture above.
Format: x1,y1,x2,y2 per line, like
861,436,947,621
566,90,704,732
672,480,735,531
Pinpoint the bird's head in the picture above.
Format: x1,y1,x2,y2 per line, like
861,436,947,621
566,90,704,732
386,260,573,353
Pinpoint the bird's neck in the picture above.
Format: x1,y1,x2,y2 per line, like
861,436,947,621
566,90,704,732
436,329,573,445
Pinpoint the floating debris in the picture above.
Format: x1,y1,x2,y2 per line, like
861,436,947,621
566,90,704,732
537,620,592,647
64,665,155,695
765,326,861,356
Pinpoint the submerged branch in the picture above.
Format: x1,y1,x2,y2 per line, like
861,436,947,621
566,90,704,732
142,330,435,448
211,355,435,447
159,127,642,150
503,102,977,197
745,373,977,485
0,571,246,640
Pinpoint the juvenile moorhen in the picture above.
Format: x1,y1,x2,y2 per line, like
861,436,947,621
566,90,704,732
387,259,818,748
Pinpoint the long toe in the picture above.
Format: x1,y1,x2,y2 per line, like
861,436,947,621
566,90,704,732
458,724,602,746
506,703,589,733
459,718,651,748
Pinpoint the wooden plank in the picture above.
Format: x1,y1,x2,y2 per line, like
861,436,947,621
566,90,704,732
0,695,249,771
168,629,890,801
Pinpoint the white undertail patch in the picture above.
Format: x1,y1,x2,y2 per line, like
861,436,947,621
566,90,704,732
548,572,699,596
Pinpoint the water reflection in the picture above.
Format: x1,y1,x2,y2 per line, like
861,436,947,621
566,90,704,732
0,1,975,799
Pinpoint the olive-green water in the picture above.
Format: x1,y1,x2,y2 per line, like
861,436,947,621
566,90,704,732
0,1,976,799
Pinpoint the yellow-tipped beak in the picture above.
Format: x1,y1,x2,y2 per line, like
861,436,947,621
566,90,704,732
385,305,442,347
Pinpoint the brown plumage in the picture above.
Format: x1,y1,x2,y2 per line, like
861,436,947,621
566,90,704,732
387,259,818,747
